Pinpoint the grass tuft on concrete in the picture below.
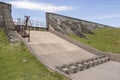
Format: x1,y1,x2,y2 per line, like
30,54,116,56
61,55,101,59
0,28,69,80
69,28,120,54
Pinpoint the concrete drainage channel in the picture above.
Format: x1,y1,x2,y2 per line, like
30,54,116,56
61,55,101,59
56,55,110,75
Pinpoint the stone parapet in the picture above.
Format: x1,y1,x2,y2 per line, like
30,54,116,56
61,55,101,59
46,12,113,38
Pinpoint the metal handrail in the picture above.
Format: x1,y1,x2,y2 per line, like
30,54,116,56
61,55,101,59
13,18,46,28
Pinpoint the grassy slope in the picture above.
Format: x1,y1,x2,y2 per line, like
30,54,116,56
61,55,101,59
69,28,120,54
0,29,69,80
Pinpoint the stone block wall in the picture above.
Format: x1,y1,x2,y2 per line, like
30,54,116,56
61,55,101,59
0,2,15,30
46,12,112,37
0,2,19,43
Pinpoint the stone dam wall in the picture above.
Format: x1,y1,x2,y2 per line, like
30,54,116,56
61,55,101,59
0,2,15,30
0,2,19,43
46,12,112,37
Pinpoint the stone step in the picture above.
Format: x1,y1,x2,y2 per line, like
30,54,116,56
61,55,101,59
56,55,110,75
76,63,84,71
69,65,77,73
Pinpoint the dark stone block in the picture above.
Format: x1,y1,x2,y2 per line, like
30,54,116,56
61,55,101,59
61,67,71,75
69,65,77,73
77,63,84,71
83,62,90,69
88,61,95,67
93,60,99,65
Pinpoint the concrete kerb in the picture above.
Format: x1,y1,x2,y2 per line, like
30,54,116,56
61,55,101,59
17,33,72,80
49,30,120,62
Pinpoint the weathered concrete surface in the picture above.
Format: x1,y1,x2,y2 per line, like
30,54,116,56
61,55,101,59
25,31,96,67
70,61,120,80
22,31,120,80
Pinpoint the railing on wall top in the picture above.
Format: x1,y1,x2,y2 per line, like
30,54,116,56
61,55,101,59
13,18,46,28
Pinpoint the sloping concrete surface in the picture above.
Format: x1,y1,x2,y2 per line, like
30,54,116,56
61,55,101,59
70,61,120,80
23,31,120,80
26,31,96,67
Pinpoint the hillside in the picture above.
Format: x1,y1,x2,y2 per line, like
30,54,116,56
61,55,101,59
69,27,120,54
0,28,69,80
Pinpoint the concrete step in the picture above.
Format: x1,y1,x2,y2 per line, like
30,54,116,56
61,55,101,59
56,55,110,75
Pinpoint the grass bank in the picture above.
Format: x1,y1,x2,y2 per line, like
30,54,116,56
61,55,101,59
69,28,120,54
0,28,69,80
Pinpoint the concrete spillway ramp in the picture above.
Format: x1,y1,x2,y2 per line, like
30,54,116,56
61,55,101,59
25,31,96,67
21,31,120,80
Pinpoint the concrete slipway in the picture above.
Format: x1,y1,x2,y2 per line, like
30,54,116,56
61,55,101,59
21,31,120,80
